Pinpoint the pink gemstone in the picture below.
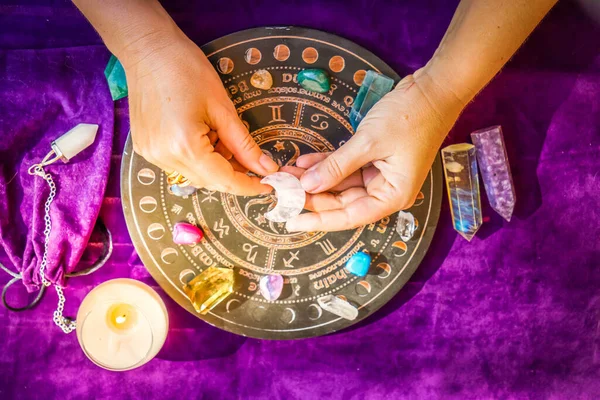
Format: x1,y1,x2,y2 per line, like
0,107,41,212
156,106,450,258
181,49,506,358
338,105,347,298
172,222,204,245
259,274,284,301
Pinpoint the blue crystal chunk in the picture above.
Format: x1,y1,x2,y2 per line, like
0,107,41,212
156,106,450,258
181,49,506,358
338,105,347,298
170,184,197,197
345,252,372,277
297,69,330,93
441,144,483,241
349,70,395,130
104,55,128,101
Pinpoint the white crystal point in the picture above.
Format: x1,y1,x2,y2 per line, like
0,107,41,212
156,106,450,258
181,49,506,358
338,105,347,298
396,211,417,241
260,172,306,223
52,123,99,162
317,295,358,321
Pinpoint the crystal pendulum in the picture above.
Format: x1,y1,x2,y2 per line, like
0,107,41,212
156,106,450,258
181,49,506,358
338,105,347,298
441,143,483,241
27,123,100,333
317,295,358,321
349,70,395,130
471,125,516,221
183,266,234,314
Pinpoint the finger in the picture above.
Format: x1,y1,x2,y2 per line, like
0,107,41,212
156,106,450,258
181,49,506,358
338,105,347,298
207,131,218,145
286,195,392,232
304,187,369,212
215,140,233,160
187,152,272,196
281,165,367,193
213,107,279,176
296,152,330,169
230,157,249,173
300,136,374,193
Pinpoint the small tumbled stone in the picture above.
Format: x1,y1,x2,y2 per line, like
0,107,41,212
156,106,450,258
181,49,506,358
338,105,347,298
170,184,197,197
104,54,128,101
297,69,330,93
172,222,204,245
317,295,358,321
396,211,417,241
259,274,284,301
345,252,371,277
250,69,273,90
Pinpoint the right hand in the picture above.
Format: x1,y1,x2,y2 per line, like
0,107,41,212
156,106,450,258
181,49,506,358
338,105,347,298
123,29,279,195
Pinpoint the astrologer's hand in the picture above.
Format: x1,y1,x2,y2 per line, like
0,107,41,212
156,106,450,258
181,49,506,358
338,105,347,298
283,68,466,232
124,30,279,195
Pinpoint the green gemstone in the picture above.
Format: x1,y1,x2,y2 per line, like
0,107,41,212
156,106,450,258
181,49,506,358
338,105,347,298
104,54,128,101
297,69,330,93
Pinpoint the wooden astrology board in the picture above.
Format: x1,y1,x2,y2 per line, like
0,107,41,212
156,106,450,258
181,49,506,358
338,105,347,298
121,27,443,339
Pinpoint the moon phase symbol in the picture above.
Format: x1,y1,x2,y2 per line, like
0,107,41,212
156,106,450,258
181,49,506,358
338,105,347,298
353,70,367,86
307,304,323,320
161,247,178,264
273,44,290,62
302,47,318,64
392,241,408,257
282,307,296,324
137,168,155,185
139,196,157,213
376,263,392,279
216,57,234,74
178,269,195,285
413,191,425,207
356,281,372,297
260,172,306,222
226,299,241,313
244,48,262,65
251,305,267,322
147,223,165,240
337,295,348,302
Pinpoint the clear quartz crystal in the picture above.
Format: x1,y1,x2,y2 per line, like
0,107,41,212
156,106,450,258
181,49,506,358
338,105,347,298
349,70,394,130
51,123,99,162
317,295,358,321
441,143,483,241
395,211,417,241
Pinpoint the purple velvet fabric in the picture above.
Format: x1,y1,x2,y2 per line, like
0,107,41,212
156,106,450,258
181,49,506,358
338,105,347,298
0,1,599,399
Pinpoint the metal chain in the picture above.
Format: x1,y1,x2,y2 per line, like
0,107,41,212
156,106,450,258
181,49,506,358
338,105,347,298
30,164,76,334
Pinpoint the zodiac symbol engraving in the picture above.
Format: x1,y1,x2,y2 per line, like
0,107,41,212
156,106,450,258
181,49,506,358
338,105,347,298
269,105,286,123
213,218,230,239
243,243,259,263
310,113,329,130
283,250,300,268
316,239,337,255
200,189,218,203
368,216,390,234
171,204,183,215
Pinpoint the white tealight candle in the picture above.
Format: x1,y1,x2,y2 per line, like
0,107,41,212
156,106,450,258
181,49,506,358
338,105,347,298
76,279,168,371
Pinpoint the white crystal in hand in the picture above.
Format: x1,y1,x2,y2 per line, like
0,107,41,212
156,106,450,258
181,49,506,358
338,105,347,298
317,295,358,321
52,123,99,162
260,172,306,223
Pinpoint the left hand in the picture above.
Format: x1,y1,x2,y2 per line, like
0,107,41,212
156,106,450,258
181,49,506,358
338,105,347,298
283,68,465,232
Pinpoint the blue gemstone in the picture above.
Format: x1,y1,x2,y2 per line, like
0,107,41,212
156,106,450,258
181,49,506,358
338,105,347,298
170,184,197,197
104,54,128,101
349,70,395,130
297,69,330,93
345,252,372,277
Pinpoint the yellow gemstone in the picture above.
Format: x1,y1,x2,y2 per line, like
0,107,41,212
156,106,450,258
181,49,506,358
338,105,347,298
183,266,234,314
250,69,273,90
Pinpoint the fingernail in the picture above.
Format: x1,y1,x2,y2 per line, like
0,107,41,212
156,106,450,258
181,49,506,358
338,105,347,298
300,169,321,192
260,154,279,173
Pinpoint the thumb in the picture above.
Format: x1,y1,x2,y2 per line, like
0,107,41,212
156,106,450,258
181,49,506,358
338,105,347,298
214,107,279,176
300,135,374,193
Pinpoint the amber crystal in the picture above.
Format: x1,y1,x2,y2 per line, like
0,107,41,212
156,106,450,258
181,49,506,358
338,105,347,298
183,266,234,314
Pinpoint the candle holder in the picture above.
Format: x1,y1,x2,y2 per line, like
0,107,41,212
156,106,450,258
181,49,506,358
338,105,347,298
76,279,168,371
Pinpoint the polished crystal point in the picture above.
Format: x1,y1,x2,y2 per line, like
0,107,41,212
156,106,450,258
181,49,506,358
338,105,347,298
183,266,234,314
259,274,284,301
172,222,204,245
250,69,273,90
349,70,394,130
170,184,197,197
441,143,483,241
104,54,128,101
471,125,516,221
51,123,99,162
317,295,358,321
297,69,330,93
396,211,417,241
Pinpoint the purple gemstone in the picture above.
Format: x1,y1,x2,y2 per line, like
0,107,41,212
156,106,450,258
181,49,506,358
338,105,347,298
259,274,284,301
471,126,516,221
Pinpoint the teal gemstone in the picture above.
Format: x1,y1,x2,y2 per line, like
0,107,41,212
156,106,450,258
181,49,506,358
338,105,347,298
345,252,372,277
349,70,395,130
297,69,330,93
104,54,128,101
